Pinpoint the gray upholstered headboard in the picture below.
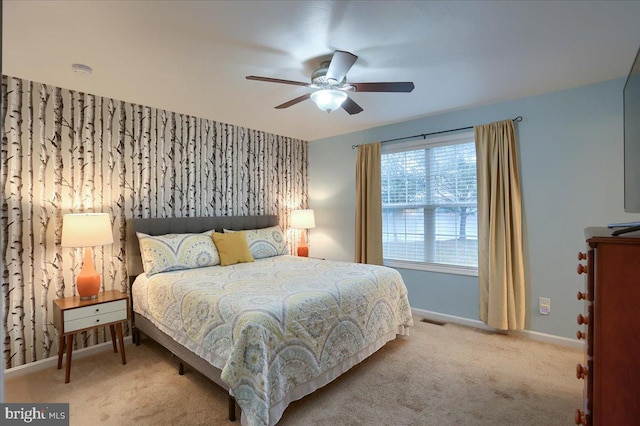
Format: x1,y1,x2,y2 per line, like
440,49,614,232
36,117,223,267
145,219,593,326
126,215,279,279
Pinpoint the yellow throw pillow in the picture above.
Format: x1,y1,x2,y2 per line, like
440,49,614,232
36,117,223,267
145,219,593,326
211,231,255,266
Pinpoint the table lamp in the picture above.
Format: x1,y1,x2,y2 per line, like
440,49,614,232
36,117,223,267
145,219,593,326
61,213,113,300
290,209,316,257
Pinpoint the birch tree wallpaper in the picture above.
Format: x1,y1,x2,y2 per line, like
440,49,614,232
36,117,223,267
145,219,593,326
1,75,309,368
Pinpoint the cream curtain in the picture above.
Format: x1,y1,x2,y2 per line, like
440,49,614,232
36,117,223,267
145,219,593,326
355,142,383,265
475,120,525,330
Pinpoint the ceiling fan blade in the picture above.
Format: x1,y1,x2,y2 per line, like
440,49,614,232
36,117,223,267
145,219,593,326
326,50,358,83
275,93,311,109
246,75,310,87
341,97,363,115
350,82,415,93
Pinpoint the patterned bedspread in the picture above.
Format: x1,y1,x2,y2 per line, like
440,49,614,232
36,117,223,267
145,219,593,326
136,255,413,426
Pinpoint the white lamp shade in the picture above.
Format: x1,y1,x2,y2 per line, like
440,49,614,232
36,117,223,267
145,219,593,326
290,209,316,229
61,213,114,247
310,89,347,113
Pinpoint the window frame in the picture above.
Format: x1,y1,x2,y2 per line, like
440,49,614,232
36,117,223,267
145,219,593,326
381,131,479,277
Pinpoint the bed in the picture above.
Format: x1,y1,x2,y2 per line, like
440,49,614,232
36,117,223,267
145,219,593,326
126,215,413,426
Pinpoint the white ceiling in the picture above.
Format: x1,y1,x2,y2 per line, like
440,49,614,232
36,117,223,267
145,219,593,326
3,1,640,141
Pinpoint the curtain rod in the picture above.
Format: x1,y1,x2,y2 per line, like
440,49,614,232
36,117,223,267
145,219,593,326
351,116,523,149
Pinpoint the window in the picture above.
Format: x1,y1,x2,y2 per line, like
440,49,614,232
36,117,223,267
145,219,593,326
381,132,478,275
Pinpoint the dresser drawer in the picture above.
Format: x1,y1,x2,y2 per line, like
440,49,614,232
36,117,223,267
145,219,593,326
64,299,127,322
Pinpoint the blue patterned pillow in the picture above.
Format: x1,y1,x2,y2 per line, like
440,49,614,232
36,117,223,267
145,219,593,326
224,226,288,259
137,231,220,276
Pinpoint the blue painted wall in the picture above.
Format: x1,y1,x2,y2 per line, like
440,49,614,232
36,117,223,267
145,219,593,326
308,78,640,339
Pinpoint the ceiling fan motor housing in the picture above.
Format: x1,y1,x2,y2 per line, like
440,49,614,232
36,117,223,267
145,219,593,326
311,61,344,86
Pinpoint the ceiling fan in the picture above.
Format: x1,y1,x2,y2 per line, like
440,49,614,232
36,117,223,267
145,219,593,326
246,50,415,115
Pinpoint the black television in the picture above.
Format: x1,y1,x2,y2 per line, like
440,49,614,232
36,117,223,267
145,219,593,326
615,44,640,235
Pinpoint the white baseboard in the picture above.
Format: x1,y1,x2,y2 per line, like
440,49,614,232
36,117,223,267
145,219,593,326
508,328,585,350
4,336,133,380
411,307,585,350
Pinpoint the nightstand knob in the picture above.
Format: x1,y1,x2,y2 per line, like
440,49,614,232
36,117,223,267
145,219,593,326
577,252,587,260
96,319,100,323
577,292,586,300
576,264,588,275
95,308,100,312
577,314,588,325
576,330,586,340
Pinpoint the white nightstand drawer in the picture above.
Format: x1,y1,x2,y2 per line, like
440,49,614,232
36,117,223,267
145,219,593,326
64,309,127,333
64,299,127,322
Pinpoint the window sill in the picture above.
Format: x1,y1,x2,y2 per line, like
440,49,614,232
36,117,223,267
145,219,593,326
383,260,478,277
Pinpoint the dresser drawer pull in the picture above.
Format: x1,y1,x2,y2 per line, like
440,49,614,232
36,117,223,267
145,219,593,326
577,314,588,325
576,363,587,379
575,409,586,425
577,264,588,275
577,252,587,260
576,330,585,340
577,292,586,300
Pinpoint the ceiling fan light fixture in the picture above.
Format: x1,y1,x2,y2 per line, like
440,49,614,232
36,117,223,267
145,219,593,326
310,89,347,113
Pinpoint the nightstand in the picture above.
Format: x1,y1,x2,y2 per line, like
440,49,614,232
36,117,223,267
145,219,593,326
53,290,129,383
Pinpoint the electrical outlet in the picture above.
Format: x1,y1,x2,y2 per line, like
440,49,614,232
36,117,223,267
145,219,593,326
539,297,551,315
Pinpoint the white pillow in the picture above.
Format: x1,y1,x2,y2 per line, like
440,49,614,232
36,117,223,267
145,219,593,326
223,225,288,259
137,230,220,276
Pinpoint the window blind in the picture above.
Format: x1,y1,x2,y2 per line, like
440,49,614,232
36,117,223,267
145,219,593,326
381,133,478,269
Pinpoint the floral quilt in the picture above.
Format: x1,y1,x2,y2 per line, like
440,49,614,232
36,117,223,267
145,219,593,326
140,255,413,426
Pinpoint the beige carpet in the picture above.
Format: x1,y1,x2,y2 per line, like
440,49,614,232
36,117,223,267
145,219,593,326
5,320,582,425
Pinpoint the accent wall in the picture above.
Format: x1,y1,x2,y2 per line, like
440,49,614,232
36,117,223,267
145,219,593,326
1,75,308,368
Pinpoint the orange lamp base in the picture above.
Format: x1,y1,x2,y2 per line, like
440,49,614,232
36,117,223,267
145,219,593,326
297,231,309,257
77,248,101,300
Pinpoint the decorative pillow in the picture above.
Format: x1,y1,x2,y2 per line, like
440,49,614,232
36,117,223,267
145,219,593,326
137,231,220,276
223,225,288,259
212,231,255,266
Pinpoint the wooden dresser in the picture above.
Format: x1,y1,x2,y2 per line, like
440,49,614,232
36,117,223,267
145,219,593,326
575,228,640,425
